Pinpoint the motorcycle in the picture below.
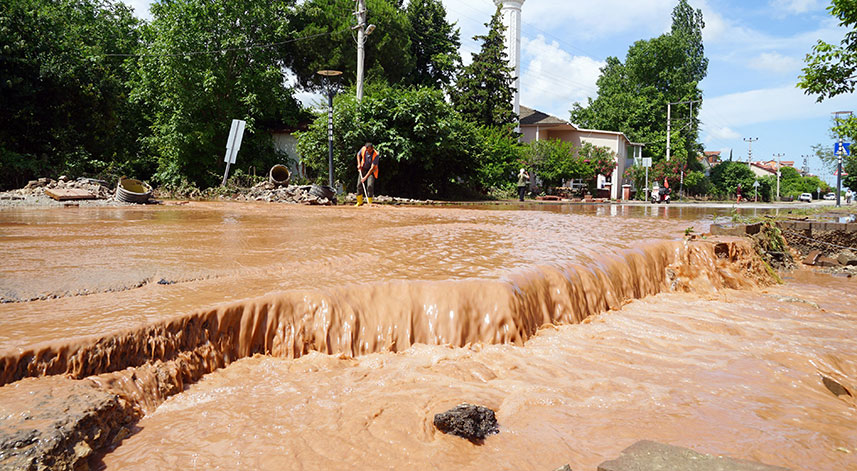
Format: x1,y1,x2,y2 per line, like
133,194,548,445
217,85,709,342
650,186,671,204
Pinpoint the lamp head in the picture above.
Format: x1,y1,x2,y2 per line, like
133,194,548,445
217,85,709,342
365,24,376,35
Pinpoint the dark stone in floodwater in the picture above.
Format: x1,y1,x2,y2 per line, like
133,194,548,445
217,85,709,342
598,440,791,471
157,278,174,285
433,403,499,442
0,376,135,471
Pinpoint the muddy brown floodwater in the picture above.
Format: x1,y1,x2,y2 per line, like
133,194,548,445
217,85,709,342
1,202,855,470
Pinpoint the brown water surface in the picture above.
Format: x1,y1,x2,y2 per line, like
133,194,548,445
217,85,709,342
97,271,857,471
0,202,710,350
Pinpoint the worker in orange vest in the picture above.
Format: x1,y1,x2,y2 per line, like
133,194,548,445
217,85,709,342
355,142,380,206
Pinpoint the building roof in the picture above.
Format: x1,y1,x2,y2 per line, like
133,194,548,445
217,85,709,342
519,105,643,147
750,162,777,175
519,106,571,126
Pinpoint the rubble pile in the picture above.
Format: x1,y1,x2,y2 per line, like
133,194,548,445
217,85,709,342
235,182,334,206
14,176,113,200
343,193,433,205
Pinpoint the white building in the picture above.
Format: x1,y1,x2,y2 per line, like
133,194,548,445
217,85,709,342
519,106,644,199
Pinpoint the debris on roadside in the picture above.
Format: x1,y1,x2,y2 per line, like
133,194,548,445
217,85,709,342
234,182,334,206
343,193,433,205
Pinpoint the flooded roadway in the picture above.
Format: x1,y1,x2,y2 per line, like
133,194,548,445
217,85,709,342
1,201,855,470
0,202,705,350
97,272,857,471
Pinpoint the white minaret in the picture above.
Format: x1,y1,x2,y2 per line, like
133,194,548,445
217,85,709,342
493,0,524,117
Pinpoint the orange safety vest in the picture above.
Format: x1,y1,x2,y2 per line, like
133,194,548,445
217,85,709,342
358,146,379,178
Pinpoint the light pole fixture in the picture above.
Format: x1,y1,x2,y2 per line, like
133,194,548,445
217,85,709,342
317,69,343,189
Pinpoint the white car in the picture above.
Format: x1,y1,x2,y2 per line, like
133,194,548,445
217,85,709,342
799,193,812,203
824,192,836,200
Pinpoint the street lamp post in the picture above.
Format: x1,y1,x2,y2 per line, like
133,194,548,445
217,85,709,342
833,111,853,208
317,70,343,189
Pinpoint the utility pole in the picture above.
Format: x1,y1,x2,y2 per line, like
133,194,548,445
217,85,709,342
773,153,785,201
833,111,853,208
666,99,700,161
744,137,758,163
801,154,811,176
355,0,366,102
354,0,376,102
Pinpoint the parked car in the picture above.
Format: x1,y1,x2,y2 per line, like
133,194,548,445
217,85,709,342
799,193,812,203
824,192,836,200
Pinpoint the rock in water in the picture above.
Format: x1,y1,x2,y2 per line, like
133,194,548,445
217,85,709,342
433,404,499,441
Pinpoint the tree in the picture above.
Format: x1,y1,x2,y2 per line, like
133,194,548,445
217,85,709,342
709,161,754,198
129,0,307,186
452,7,517,128
475,126,525,191
285,0,415,91
406,0,461,88
0,0,146,189
798,0,856,102
570,0,707,166
296,83,484,199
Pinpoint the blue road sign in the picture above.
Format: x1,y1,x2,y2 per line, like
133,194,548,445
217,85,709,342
834,142,851,156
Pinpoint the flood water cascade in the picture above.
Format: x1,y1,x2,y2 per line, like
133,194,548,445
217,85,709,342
0,202,855,470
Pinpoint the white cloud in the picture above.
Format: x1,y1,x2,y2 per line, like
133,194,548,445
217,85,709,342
747,52,804,75
700,83,854,129
769,0,825,14
520,35,604,118
704,125,741,144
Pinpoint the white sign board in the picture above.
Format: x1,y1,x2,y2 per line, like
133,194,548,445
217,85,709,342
223,119,246,165
753,181,760,188
642,157,652,168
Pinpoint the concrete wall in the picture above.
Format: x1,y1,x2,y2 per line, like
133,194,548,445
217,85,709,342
271,132,304,178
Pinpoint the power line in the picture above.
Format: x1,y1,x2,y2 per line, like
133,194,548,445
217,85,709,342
102,29,345,58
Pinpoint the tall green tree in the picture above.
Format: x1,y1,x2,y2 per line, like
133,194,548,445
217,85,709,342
798,0,856,102
0,0,145,189
570,0,707,165
406,0,461,88
451,8,517,128
296,83,483,199
130,0,307,186
285,0,415,90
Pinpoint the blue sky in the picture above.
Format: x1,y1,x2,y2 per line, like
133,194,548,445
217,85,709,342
441,0,855,184
127,0,855,183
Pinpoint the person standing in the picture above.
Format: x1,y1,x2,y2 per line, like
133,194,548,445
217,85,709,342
736,183,743,203
517,168,529,202
355,142,380,207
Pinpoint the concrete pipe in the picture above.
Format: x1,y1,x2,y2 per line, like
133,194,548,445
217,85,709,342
269,165,291,187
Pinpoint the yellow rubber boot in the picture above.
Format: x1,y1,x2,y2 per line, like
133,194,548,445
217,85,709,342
367,197,373,205
355,195,364,207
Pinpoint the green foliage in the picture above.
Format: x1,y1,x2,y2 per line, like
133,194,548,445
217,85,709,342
475,126,525,191
650,159,688,189
523,140,614,189
570,0,707,166
709,161,755,198
296,83,484,199
525,140,584,189
683,170,710,196
844,156,857,191
0,0,147,189
286,0,415,90
774,166,833,198
452,7,517,128
406,0,461,88
129,0,307,187
798,0,856,101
